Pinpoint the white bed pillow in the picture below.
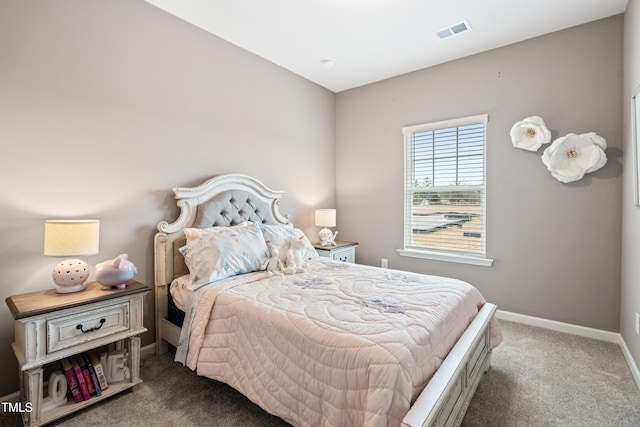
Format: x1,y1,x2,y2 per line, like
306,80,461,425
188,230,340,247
183,221,252,243
180,223,270,290
259,224,318,260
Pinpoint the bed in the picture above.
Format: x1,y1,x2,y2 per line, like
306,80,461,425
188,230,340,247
154,173,501,427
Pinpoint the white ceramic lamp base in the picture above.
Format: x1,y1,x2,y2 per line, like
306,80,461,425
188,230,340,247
319,228,338,247
52,258,90,293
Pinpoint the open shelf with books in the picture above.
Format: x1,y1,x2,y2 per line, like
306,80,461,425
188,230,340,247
38,348,142,425
39,376,142,426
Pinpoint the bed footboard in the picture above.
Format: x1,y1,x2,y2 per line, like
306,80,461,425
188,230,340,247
402,303,496,427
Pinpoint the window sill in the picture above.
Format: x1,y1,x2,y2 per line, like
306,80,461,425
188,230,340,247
397,249,494,267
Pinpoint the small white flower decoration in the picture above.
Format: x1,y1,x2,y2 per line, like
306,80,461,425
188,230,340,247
541,132,607,183
510,116,552,151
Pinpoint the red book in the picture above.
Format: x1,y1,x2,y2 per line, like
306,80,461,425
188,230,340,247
77,356,96,396
71,358,91,401
60,359,84,403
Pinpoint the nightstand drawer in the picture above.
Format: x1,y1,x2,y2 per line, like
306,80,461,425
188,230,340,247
331,248,355,263
47,302,129,353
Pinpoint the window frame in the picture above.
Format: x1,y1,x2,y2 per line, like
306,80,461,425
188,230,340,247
398,114,494,267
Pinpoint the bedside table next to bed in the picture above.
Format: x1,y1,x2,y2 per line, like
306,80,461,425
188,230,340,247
5,280,149,427
313,241,358,263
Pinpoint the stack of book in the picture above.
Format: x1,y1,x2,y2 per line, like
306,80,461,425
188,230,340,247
60,352,109,403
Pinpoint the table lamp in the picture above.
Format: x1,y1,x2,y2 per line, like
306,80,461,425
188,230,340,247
44,219,100,293
315,209,338,246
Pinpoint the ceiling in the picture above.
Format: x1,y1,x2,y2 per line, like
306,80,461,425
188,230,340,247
144,0,628,93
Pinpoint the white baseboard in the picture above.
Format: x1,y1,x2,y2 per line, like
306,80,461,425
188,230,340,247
619,336,640,391
496,310,619,343
141,343,155,359
496,310,640,391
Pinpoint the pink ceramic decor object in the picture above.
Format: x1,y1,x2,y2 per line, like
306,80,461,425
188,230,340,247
95,254,137,289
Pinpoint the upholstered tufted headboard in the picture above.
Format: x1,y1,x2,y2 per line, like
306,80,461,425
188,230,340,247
155,173,289,287
154,174,290,351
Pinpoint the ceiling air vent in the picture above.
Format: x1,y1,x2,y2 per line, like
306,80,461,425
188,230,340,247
434,20,471,40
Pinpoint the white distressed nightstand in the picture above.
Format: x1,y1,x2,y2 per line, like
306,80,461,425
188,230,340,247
5,280,149,427
313,241,358,263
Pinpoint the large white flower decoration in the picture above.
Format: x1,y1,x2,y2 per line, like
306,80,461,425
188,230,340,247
510,116,552,151
541,132,607,183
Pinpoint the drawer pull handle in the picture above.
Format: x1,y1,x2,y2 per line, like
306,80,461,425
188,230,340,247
76,318,106,334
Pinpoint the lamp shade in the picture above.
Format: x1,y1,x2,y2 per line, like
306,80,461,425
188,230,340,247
315,209,336,228
44,220,100,256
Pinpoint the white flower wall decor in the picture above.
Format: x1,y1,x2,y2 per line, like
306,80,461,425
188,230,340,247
510,115,608,183
541,132,607,183
510,116,552,151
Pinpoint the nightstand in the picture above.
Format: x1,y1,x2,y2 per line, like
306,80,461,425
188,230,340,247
5,280,149,427
313,241,358,263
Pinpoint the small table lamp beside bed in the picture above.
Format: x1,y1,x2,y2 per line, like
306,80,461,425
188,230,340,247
154,173,501,427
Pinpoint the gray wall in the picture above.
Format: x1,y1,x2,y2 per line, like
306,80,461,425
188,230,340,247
621,0,640,376
336,16,623,332
0,0,335,396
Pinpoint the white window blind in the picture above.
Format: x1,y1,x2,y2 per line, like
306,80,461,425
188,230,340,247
402,114,488,262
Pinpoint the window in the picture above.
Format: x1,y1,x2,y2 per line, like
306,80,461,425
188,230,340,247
399,114,493,266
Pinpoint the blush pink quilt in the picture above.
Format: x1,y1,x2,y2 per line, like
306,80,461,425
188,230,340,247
184,258,501,427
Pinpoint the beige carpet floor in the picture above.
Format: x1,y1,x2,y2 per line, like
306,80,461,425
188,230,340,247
2,320,639,426
461,321,640,426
